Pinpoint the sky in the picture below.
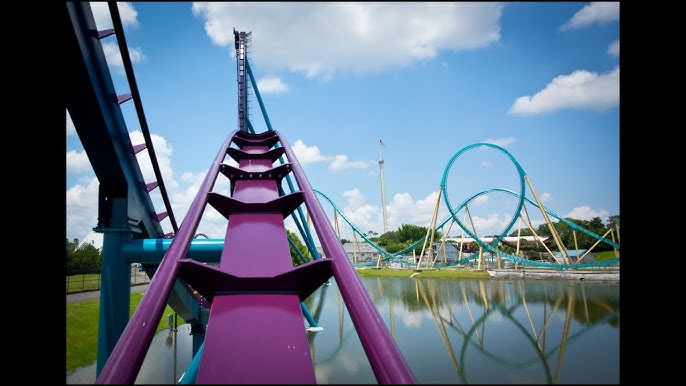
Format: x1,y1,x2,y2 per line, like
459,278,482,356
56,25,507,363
66,2,620,250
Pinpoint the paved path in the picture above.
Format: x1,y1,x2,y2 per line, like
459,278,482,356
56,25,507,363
66,283,150,304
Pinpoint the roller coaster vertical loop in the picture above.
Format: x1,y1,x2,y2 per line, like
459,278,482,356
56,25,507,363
440,142,527,249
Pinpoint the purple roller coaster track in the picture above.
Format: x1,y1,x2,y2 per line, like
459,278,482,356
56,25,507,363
65,2,415,384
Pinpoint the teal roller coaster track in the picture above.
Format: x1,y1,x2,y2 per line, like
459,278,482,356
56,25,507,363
315,141,619,271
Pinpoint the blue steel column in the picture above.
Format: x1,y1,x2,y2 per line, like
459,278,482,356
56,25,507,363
95,197,134,376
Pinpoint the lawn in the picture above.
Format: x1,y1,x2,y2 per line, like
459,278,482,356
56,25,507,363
66,292,174,375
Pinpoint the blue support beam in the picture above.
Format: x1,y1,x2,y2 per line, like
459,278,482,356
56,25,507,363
65,1,163,239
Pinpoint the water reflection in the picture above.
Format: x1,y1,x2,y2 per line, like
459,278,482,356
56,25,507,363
68,278,619,384
304,277,619,384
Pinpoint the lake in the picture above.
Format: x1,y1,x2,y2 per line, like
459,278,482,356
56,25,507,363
67,276,619,384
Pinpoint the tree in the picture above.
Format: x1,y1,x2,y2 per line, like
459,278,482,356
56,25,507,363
67,239,101,272
66,238,79,271
76,242,101,271
377,224,441,255
287,230,312,266
508,227,534,237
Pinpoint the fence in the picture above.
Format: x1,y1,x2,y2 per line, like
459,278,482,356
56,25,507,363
66,266,151,294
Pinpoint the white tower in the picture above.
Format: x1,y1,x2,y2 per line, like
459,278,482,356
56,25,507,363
379,140,388,233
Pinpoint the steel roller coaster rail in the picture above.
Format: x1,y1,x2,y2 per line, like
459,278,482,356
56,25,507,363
316,143,620,271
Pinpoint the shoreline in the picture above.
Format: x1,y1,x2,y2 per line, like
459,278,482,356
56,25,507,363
487,268,619,281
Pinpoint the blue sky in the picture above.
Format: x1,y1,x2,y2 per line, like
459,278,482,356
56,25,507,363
66,2,620,249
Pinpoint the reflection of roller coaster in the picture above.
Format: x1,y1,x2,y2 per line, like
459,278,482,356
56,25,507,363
393,278,618,383
302,278,618,383
316,142,620,271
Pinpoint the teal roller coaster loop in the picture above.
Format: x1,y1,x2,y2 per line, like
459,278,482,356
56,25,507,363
440,142,527,250
314,142,619,270
315,187,620,270
446,187,620,251
438,143,619,270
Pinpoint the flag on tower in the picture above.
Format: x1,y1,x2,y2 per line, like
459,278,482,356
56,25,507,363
379,139,385,147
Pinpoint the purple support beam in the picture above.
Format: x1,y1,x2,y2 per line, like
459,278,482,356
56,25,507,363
276,131,417,384
132,143,146,154
116,93,132,104
97,28,115,39
95,131,238,384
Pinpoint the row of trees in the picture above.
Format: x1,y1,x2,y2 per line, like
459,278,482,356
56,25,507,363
66,238,101,272
65,214,618,272
342,214,619,256
505,214,619,253
342,224,440,256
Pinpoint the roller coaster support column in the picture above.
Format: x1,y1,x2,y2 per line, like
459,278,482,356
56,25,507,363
94,197,135,376
525,175,571,264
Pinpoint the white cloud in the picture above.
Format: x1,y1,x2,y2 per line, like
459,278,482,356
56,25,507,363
564,205,609,222
291,139,327,165
398,306,424,328
129,131,178,191
607,39,619,57
66,150,92,173
257,76,289,94
102,42,146,74
560,2,619,31
192,2,503,80
290,140,374,172
66,109,76,135
66,177,100,246
472,195,489,206
509,66,619,115
342,188,366,210
484,136,516,147
82,232,104,249
385,191,444,232
90,2,140,30
469,212,513,236
341,189,379,235
328,155,372,171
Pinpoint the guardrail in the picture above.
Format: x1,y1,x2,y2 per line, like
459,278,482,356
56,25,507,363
66,267,150,293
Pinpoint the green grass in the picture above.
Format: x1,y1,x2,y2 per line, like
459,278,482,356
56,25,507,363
66,292,174,375
594,250,619,262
